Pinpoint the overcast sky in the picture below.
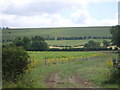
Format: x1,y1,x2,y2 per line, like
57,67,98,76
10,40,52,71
0,0,119,28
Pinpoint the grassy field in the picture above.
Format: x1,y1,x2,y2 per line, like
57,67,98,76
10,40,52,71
28,51,101,61
2,26,119,88
2,26,112,46
2,26,111,41
46,39,111,46
3,51,118,88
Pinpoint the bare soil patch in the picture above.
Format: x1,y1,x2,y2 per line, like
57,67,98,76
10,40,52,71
45,72,59,88
68,75,93,88
96,51,116,53
45,72,95,88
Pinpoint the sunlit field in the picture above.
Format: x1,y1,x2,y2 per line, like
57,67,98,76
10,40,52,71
3,51,118,88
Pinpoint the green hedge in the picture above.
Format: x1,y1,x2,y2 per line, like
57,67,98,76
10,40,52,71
2,45,29,82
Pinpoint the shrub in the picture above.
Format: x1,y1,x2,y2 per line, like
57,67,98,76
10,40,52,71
84,40,100,48
114,47,118,51
13,36,49,51
2,45,29,82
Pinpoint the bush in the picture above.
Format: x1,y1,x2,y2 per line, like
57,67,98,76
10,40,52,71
13,36,49,51
114,47,118,51
2,45,29,82
84,40,100,48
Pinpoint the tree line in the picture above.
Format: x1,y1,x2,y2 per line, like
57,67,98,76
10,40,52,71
110,25,120,47
48,40,117,51
3,36,49,51
2,36,111,42
56,36,111,40
44,36,111,40
3,36,114,51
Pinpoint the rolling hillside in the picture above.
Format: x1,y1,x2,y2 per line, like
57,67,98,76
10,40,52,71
2,26,112,46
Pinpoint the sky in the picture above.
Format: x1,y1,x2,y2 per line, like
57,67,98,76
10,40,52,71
0,0,119,28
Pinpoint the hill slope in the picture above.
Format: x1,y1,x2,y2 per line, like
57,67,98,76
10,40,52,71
2,26,112,40
2,26,112,46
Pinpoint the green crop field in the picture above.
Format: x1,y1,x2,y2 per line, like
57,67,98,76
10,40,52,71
46,39,111,46
2,26,112,46
2,26,112,40
3,51,118,88
28,51,100,61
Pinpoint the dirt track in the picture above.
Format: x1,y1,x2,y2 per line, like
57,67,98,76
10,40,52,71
45,72,59,88
96,51,117,53
68,75,92,87
45,72,96,88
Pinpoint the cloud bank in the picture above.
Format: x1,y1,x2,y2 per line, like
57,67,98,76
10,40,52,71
0,0,118,28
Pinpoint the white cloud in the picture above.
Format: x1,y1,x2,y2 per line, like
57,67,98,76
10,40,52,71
100,13,118,26
1,13,53,27
0,0,118,28
1,0,118,15
1,10,117,28
0,0,84,15
70,9,90,24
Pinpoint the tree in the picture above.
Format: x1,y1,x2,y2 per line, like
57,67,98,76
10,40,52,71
13,37,24,47
110,25,120,47
13,37,30,50
14,40,24,47
103,40,111,47
31,36,44,42
30,40,48,51
2,45,29,81
22,37,31,49
6,27,9,29
13,36,48,51
88,36,92,39
84,40,100,49
23,37,31,45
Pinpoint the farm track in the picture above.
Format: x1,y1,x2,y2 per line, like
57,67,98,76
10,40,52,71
45,71,97,88
45,72,60,88
67,75,93,88
44,55,109,88
96,51,117,53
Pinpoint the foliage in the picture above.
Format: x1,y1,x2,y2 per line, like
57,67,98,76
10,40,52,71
30,41,48,51
105,59,119,84
84,40,100,48
2,45,29,82
22,37,31,49
109,25,120,86
110,25,120,47
13,36,48,51
30,36,48,51
46,39,110,46
31,36,44,42
13,37,30,50
48,47,109,51
103,40,111,47
55,36,111,40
